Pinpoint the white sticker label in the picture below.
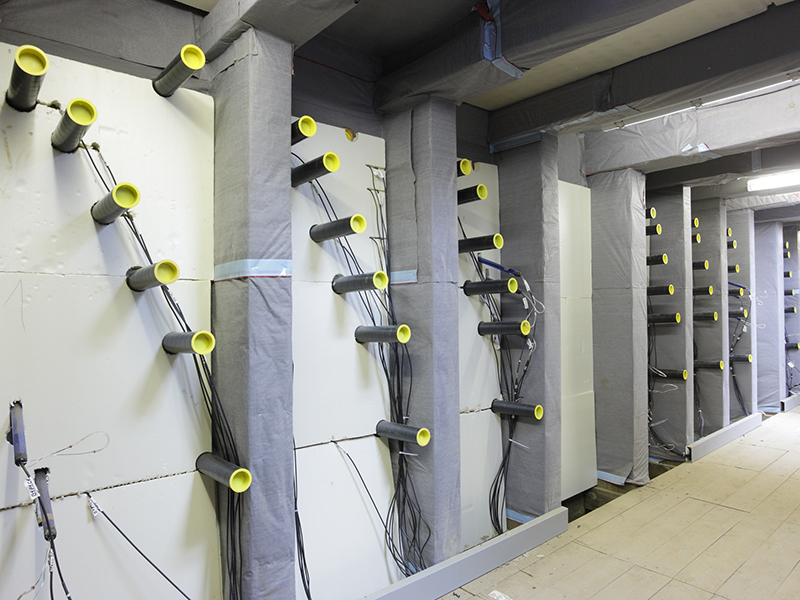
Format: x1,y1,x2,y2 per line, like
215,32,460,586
48,549,54,573
522,297,529,309
790,361,796,369
88,497,101,516
24,477,40,500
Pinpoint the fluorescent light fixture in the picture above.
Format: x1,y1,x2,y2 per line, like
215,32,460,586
747,170,800,192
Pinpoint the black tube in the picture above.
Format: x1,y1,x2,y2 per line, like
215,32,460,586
196,452,251,493
291,116,317,145
9,401,27,466
458,184,488,205
658,369,688,380
355,325,411,344
693,217,700,228
51,98,97,153
728,264,740,274
646,254,668,266
490,399,544,420
788,343,800,351
646,224,662,236
459,234,503,254
728,240,737,249
693,285,713,296
695,360,724,370
786,289,797,296
478,320,530,336
6,45,48,112
457,159,472,177
730,308,748,319
731,354,753,362
34,468,57,541
376,420,430,446
292,153,340,187
693,260,709,271
787,307,797,314
692,233,701,244
648,313,681,324
729,288,744,297
694,312,718,322
309,214,366,242
785,271,793,278
152,45,206,97
463,278,518,296
647,285,674,296
332,271,388,294
647,207,656,218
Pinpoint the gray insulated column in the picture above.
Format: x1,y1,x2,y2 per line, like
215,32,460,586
587,169,649,486
784,224,800,397
646,187,694,459
755,221,785,410
209,29,295,599
384,97,461,564
498,134,561,517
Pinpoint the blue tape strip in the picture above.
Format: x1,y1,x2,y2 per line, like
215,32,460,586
214,259,292,281
505,508,533,524
390,269,418,284
597,470,628,486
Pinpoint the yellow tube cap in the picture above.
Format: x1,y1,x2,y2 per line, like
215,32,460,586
718,361,724,370
507,278,519,293
154,260,180,285
396,324,411,344
713,312,718,321
229,468,252,493
731,240,737,249
15,45,49,76
675,313,681,323
112,182,141,209
458,159,472,176
668,284,675,295
416,428,431,446
727,228,733,237
662,254,669,265
693,217,700,227
191,330,216,355
493,234,504,249
180,44,206,70
656,224,662,235
747,355,753,362
743,309,748,318
534,405,544,420
372,271,389,290
703,260,709,269
520,320,531,336
350,214,367,234
67,98,97,126
682,370,688,380
323,152,340,173
476,184,488,199
648,208,657,218
298,115,317,138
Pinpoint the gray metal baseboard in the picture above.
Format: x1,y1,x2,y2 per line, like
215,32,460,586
687,413,763,461
362,507,568,600
782,393,800,412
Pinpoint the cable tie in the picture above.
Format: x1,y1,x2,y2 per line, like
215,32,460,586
398,451,418,456
509,439,529,450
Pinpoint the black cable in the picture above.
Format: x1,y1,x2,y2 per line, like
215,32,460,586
293,440,312,600
85,493,191,600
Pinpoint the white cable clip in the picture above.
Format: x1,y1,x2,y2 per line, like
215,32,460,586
87,496,101,517
24,476,40,500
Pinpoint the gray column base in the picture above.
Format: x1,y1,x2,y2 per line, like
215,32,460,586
687,413,763,461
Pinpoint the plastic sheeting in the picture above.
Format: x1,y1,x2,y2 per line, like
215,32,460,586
755,222,786,411
210,29,296,598
498,135,562,518
587,170,649,486
384,98,462,565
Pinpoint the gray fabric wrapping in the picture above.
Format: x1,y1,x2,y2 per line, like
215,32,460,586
691,200,730,434
384,97,461,565
784,225,800,395
755,222,786,410
498,135,562,517
456,103,493,165
210,29,295,599
587,169,649,485
557,134,586,187
726,209,757,417
647,187,693,457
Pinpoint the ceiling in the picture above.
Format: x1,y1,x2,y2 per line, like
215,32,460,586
173,0,791,112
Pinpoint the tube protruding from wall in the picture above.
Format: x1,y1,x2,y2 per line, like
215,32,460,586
645,224,662,236
728,264,740,273
693,260,709,271
646,254,668,266
728,240,737,249
152,44,206,97
787,307,797,314
785,271,793,278
692,217,700,228
786,250,792,259
8,401,27,466
647,207,656,219
196,452,251,493
291,116,317,145
5,45,49,112
126,260,180,291
730,354,753,363
162,330,215,355
355,325,411,344
309,214,366,242
332,271,388,294
692,233,701,244
730,308,748,318
34,468,57,541
695,360,724,370
463,278,518,296
729,288,744,297
693,285,713,296
694,312,719,322
292,152,340,187
491,399,544,420
786,289,797,296
478,320,531,336
647,284,674,296
459,234,503,254
91,182,141,224
376,420,430,446
727,228,733,237
457,184,488,205
658,369,688,380
788,343,800,351
648,313,681,324
457,159,472,177
51,98,97,153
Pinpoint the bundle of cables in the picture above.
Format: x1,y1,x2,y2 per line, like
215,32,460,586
81,143,243,600
729,285,752,415
456,218,543,535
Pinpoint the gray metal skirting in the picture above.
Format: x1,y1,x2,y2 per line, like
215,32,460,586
781,393,800,412
687,413,763,461
362,507,568,600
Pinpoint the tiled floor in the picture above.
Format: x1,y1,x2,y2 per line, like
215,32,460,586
442,407,800,600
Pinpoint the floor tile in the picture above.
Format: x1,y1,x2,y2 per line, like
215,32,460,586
545,554,631,600
737,446,786,471
763,449,800,477
521,543,601,590
463,561,524,595
438,590,476,600
719,471,786,512
770,558,800,600
479,570,539,600
648,579,713,600
687,465,758,504
586,566,669,600
750,476,800,521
